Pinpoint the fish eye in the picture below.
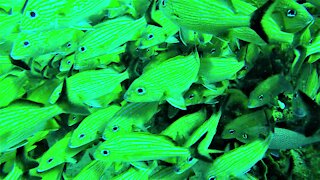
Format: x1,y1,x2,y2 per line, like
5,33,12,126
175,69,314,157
66,42,72,48
29,11,37,18
187,156,193,162
148,34,154,40
23,41,30,47
67,60,71,64
47,158,53,163
72,116,76,120
286,9,297,17
210,48,216,54
188,94,195,99
228,129,235,134
136,87,146,95
112,125,119,132
79,133,85,139
174,167,180,173
79,46,86,52
242,133,248,139
258,95,264,101
208,176,216,180
101,150,109,156
162,0,166,7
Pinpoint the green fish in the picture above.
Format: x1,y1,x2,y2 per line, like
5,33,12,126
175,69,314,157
179,29,213,46
124,52,200,110
11,28,83,59
248,74,292,108
102,102,159,138
269,127,320,150
73,160,112,180
0,101,63,153
75,16,147,62
221,110,271,143
50,68,128,106
27,79,62,105
160,0,256,35
69,105,121,148
94,132,190,162
37,132,87,172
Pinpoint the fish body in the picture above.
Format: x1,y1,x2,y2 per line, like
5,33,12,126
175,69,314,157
69,105,121,148
11,28,83,59
160,0,256,35
51,68,128,106
0,101,63,153
248,74,292,108
74,160,111,180
94,132,190,162
37,132,87,172
222,110,271,143
75,16,147,61
124,52,200,110
102,102,159,138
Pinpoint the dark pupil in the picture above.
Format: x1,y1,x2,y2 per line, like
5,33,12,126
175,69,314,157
30,11,36,18
242,133,248,139
137,88,144,93
258,95,264,100
80,47,86,52
287,9,296,17
47,158,53,163
188,157,193,162
102,150,109,155
162,0,165,6
112,126,118,131
23,41,29,46
79,134,85,138
67,60,71,64
189,94,194,99
67,43,71,47
148,34,154,39
229,129,235,134
209,177,216,180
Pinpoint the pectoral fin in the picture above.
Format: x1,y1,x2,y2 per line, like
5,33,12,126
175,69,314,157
166,93,187,110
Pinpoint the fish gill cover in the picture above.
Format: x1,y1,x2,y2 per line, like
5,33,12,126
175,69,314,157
0,0,320,179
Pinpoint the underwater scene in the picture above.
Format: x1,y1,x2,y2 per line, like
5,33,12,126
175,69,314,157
0,0,320,179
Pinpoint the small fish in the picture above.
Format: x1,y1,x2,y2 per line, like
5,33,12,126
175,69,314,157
69,105,121,148
102,102,158,138
222,110,272,143
199,56,244,85
37,132,87,172
202,135,272,179
269,128,320,150
50,68,128,106
0,101,63,153
160,0,256,35
11,28,83,59
94,132,190,162
75,16,147,62
73,160,112,180
124,52,200,110
248,74,292,108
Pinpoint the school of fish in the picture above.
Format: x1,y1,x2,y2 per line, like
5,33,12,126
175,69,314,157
0,0,320,179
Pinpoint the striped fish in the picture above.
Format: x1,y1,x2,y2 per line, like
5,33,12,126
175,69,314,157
73,160,111,180
160,0,256,35
94,132,190,162
75,16,147,62
204,135,272,179
124,52,200,110
11,28,83,59
69,105,121,148
20,0,111,32
37,132,88,172
50,68,128,106
0,101,63,153
102,102,159,139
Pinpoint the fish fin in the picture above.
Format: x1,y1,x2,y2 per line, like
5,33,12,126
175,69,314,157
66,157,77,164
165,36,180,44
83,98,104,108
130,161,149,170
189,132,214,163
71,21,94,30
166,93,187,110
7,140,28,152
45,118,60,131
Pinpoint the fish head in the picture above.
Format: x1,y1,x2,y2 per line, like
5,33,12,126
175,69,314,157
69,129,95,148
37,153,64,173
247,91,271,108
124,78,164,102
221,125,241,141
271,0,313,33
136,25,166,49
184,87,202,106
93,143,112,161
174,155,198,174
59,55,74,72
10,33,40,59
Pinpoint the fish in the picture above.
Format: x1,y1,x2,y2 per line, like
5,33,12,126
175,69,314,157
0,101,64,153
199,56,244,85
124,52,200,110
160,109,207,143
102,102,159,139
73,160,112,180
222,110,272,143
59,54,75,72
75,16,147,62
20,0,111,32
37,132,88,172
160,0,256,35
269,128,320,150
201,135,272,179
50,68,128,106
179,29,213,46
11,28,84,59
248,74,292,108
69,105,121,148
94,132,190,162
